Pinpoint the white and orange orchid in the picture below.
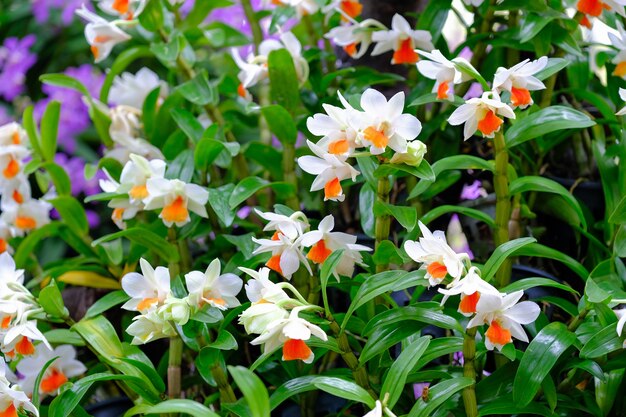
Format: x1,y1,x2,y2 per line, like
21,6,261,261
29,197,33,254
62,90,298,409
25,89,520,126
297,140,360,202
371,14,434,65
1,199,51,237
185,259,243,311
325,20,381,59
241,267,292,305
467,291,541,351
98,0,146,20
250,306,327,363
438,267,500,317
126,310,176,345
254,209,309,241
0,123,27,148
0,176,31,211
389,140,427,167
252,231,312,280
493,57,548,109
448,91,515,140
18,345,86,397
75,6,131,63
0,146,28,184
300,214,371,278
323,0,363,21
121,258,171,313
404,221,469,287
416,49,470,101
354,88,422,155
0,358,38,417
618,88,626,115
144,178,209,227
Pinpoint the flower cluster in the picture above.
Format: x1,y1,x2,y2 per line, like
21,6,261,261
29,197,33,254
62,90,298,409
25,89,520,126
433,55,548,140
100,153,208,228
577,0,626,28
121,258,243,344
253,210,371,280
0,35,37,102
298,88,425,201
405,222,541,351
0,252,85,400
0,122,52,249
238,267,327,363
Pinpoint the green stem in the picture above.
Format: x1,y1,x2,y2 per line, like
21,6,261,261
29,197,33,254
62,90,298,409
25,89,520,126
167,336,183,399
283,142,300,210
462,328,479,417
493,131,512,288
211,364,238,405
328,315,377,398
240,0,263,54
374,176,392,273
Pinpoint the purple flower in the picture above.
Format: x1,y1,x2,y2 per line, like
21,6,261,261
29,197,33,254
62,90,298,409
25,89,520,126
31,0,84,26
0,35,37,101
453,351,464,366
460,180,488,201
35,64,104,152
413,383,430,399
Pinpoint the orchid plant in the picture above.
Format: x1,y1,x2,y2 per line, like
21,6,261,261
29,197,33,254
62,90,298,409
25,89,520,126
0,0,626,416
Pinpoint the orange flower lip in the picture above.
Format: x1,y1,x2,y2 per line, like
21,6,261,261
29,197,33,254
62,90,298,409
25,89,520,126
363,126,389,149
161,196,189,223
282,338,312,362
477,110,503,137
485,320,512,346
307,239,332,264
426,261,447,280
393,38,418,65
324,178,342,200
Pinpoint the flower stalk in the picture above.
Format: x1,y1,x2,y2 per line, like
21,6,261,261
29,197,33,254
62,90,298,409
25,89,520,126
462,327,479,417
375,176,392,273
167,336,183,399
493,131,512,288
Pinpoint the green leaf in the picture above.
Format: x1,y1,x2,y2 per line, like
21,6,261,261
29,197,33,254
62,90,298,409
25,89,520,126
14,222,62,267
84,290,130,319
511,243,589,281
43,162,72,196
363,305,463,336
40,74,92,100
505,106,595,148
381,336,431,408
412,337,464,372
518,13,556,43
137,0,164,32
359,183,376,238
178,70,217,106
615,225,626,258
72,316,124,361
408,377,474,417
40,100,60,161
261,105,298,145
374,161,435,182
420,205,496,229
454,59,489,90
228,177,293,209
409,92,465,107
49,373,157,417
502,278,578,295
509,176,586,229
209,330,237,350
50,196,89,236
478,397,556,416
209,183,236,227
482,237,537,282
360,323,423,364
513,322,576,407
585,278,611,304
124,400,221,417
100,46,154,103
408,155,493,200
269,376,375,410
92,228,180,263
341,270,424,331
267,48,301,112
171,108,203,144
580,324,624,358
608,195,626,224
195,138,227,171
22,105,43,157
374,202,417,231
372,240,404,266
39,280,69,319
228,366,270,417
43,329,84,346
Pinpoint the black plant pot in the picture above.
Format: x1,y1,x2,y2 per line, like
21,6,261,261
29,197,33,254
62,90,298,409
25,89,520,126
85,397,134,417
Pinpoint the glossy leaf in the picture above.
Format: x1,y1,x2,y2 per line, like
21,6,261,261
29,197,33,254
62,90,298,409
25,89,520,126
124,400,221,417
268,49,301,112
408,377,474,417
57,271,120,290
40,100,60,161
178,70,217,106
269,376,375,410
502,278,578,295
228,366,270,417
261,105,298,145
513,322,576,407
580,324,624,358
39,280,69,319
381,336,431,408
92,228,179,262
482,237,537,282
505,106,595,148
420,205,496,229
84,290,129,319
50,196,89,236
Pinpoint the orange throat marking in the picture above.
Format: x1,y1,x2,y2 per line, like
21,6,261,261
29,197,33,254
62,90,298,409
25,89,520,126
510,87,531,108
477,110,503,137
161,196,189,224
40,368,68,393
485,320,512,346
307,239,332,264
393,38,418,64
426,261,448,280
437,81,450,100
283,338,312,362
324,178,342,200
363,126,389,149
459,292,481,314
